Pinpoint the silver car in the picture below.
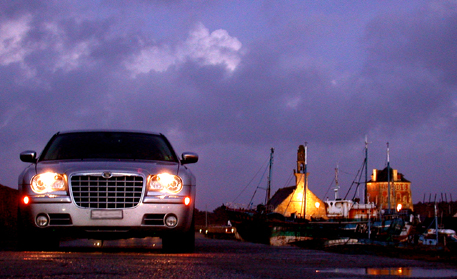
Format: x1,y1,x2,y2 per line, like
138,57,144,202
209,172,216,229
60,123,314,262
17,130,198,252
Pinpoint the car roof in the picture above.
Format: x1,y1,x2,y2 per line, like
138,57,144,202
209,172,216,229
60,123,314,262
54,129,162,136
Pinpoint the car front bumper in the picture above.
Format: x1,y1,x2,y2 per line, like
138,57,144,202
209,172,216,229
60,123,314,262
19,195,194,239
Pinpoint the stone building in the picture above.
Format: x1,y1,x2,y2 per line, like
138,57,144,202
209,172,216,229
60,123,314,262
269,145,327,220
366,167,413,212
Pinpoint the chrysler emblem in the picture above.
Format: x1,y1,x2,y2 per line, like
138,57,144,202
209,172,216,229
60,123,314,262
102,171,112,179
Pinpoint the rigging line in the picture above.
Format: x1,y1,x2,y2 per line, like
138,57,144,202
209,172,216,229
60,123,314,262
351,158,367,200
248,160,270,208
343,159,366,200
232,156,270,203
248,187,259,209
338,169,357,176
278,173,295,216
323,176,336,200
282,172,294,188
284,173,303,215
345,144,370,201
344,168,361,200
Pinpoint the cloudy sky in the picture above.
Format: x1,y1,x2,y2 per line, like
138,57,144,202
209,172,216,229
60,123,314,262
1,0,456,210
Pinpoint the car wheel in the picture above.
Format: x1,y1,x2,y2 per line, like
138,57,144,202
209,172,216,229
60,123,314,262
17,209,60,251
162,219,195,253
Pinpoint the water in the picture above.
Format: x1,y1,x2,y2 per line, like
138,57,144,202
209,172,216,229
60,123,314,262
316,267,457,277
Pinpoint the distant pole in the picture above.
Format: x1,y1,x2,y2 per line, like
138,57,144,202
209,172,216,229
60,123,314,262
205,205,208,228
387,142,391,212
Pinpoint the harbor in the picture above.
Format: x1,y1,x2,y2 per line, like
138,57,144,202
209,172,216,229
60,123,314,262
223,140,457,254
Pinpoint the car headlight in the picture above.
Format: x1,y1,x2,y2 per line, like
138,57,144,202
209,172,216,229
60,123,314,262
31,172,67,194
148,173,183,194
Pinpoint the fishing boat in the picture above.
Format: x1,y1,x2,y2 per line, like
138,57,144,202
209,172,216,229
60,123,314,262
226,141,382,245
225,148,294,245
320,137,379,239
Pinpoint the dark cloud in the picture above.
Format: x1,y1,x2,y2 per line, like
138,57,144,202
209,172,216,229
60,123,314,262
0,1,44,21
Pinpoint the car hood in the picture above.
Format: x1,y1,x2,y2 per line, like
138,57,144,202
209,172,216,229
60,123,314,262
34,160,180,177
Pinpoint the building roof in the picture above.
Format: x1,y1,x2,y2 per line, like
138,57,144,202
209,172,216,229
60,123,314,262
369,166,411,183
269,186,296,208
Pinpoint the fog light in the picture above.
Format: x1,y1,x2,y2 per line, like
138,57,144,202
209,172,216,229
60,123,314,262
165,214,178,227
36,214,49,227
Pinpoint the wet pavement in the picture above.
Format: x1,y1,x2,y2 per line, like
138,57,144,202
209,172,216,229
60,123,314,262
1,234,456,278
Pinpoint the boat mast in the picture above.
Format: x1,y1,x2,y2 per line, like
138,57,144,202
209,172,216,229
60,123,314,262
387,142,391,212
434,203,439,243
364,135,368,204
265,148,274,208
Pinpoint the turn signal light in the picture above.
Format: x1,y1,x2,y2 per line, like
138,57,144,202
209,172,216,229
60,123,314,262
184,197,191,206
23,196,30,205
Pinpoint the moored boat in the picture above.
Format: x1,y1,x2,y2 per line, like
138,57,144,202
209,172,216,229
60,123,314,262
226,140,384,245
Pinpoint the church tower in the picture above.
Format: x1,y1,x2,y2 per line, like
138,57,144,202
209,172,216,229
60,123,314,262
270,144,327,220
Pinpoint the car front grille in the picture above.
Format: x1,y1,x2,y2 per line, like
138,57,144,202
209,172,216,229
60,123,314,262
71,175,144,209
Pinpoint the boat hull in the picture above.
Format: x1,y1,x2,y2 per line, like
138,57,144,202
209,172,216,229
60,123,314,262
227,208,373,246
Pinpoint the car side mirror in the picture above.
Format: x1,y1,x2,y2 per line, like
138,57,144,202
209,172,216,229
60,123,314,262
181,152,198,165
20,150,37,163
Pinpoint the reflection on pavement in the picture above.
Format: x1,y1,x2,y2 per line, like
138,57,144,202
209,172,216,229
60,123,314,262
60,237,162,250
316,267,457,277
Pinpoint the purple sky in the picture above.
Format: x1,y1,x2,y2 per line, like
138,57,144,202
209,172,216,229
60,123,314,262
1,1,456,210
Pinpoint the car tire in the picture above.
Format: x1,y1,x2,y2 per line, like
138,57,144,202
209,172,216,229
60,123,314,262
162,218,195,253
17,209,60,251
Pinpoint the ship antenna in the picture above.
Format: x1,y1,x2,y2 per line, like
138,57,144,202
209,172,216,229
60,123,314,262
334,164,340,200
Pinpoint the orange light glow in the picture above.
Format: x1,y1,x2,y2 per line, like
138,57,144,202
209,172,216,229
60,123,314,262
23,196,30,205
184,197,191,206
397,203,402,212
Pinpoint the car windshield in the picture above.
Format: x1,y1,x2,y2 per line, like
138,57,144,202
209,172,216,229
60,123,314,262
40,132,178,162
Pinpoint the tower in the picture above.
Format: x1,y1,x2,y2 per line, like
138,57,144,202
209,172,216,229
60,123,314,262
366,167,413,212
269,144,327,220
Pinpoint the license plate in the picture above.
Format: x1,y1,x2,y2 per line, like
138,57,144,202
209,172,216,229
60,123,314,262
91,209,123,219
